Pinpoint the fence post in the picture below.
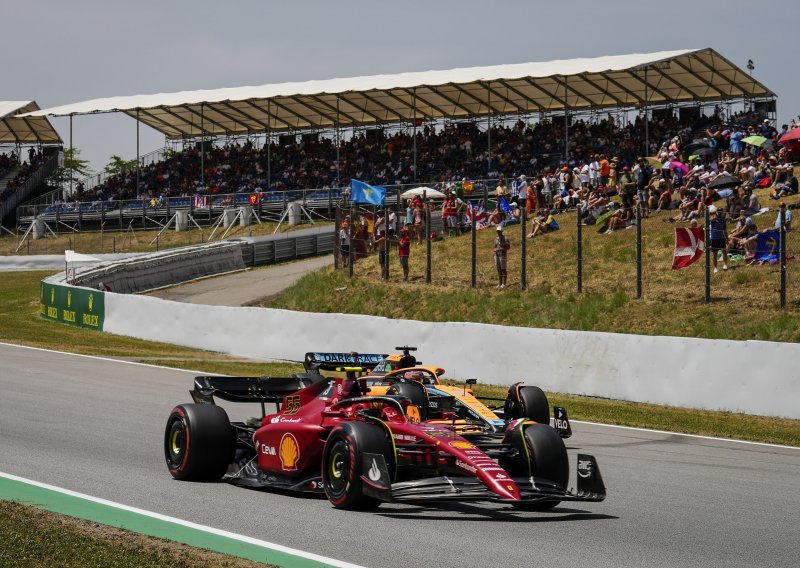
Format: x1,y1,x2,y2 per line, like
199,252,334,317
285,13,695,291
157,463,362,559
383,205,389,280
780,203,787,309
348,203,354,279
425,202,431,283
704,206,711,303
113,237,116,254
334,205,340,270
636,202,642,299
576,205,583,293
471,204,477,288
521,205,527,290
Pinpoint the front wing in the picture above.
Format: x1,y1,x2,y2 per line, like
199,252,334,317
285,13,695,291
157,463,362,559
361,453,605,505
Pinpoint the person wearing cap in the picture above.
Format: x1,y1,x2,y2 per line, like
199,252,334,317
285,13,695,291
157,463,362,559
493,225,510,289
397,227,411,281
708,205,729,273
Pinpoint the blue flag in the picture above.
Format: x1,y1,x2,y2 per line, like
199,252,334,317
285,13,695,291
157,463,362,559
350,179,386,206
754,230,780,262
498,195,512,214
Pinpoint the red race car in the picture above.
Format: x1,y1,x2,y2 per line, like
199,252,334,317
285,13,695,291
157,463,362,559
164,371,606,510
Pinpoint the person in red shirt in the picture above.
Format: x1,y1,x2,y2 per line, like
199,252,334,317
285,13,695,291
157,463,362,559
398,227,411,281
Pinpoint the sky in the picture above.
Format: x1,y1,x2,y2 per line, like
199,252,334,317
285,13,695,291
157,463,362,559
3,0,799,172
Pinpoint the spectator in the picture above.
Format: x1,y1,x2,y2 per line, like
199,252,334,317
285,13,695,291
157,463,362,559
774,203,792,231
493,225,510,289
339,218,350,268
398,226,411,281
708,205,729,273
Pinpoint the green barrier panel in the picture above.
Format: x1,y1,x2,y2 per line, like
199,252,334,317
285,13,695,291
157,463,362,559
40,281,104,331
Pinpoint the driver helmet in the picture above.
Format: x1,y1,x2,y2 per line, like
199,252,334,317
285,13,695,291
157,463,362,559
404,370,425,382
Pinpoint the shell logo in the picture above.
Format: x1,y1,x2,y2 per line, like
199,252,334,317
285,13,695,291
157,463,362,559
449,441,474,450
279,433,300,471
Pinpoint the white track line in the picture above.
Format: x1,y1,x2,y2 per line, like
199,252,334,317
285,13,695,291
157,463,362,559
0,471,365,568
0,341,287,375
571,419,800,450
2,341,797,450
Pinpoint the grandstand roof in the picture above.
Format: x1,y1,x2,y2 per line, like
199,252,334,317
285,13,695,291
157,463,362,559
21,48,774,139
0,101,62,144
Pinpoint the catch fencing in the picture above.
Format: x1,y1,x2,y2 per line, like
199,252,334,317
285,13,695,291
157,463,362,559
332,199,799,310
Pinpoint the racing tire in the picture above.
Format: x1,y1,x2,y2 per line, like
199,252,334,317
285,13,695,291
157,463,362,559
506,385,550,425
386,381,428,421
164,404,234,481
503,423,569,511
322,422,394,510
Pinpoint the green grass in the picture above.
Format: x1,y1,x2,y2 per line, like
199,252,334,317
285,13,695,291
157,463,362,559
0,501,273,568
268,193,800,342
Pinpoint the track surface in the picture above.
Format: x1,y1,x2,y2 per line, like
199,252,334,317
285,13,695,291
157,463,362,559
147,255,332,306
2,342,798,568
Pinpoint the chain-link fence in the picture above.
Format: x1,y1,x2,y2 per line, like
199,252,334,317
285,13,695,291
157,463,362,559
333,198,799,311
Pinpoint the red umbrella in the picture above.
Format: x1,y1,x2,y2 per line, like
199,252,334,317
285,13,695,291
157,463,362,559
670,161,689,174
778,128,800,144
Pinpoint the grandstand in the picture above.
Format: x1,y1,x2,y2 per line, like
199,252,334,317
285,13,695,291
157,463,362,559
13,48,776,236
0,101,62,230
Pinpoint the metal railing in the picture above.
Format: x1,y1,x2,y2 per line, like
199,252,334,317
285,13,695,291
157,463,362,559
14,178,504,234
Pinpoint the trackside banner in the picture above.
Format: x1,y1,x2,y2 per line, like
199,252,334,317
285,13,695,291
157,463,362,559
40,282,104,331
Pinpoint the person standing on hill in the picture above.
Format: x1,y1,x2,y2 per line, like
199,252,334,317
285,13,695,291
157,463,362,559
398,227,411,281
494,225,510,289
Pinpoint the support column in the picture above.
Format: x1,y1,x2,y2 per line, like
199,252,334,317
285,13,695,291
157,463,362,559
564,76,569,162
69,114,73,197
267,100,271,190
200,103,205,190
336,97,340,188
644,67,650,157
412,88,417,183
136,109,140,197
486,85,492,177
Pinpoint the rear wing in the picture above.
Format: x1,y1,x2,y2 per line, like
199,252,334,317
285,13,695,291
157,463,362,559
190,375,315,405
303,352,388,372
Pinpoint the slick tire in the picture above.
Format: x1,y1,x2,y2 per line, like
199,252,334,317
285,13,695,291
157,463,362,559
516,385,551,425
164,403,234,481
518,423,569,510
502,422,568,511
322,422,394,510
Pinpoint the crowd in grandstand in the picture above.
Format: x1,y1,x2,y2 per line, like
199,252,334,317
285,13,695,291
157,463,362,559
67,109,736,206
0,148,48,206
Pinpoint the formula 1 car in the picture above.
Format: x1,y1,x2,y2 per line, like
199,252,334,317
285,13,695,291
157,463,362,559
302,348,573,438
164,371,606,510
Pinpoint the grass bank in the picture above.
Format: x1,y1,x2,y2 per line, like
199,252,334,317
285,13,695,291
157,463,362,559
268,187,800,341
0,501,273,568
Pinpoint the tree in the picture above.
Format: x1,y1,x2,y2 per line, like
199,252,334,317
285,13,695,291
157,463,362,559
52,147,94,193
104,154,137,178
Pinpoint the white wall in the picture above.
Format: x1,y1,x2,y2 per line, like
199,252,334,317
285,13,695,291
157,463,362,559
103,292,800,419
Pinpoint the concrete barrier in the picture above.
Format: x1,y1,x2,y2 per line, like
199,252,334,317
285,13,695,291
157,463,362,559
101,291,800,420
69,241,246,293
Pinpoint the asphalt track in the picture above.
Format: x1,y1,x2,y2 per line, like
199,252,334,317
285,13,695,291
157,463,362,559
2,342,798,568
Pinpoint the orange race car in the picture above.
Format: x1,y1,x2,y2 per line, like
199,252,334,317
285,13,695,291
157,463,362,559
301,347,572,439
